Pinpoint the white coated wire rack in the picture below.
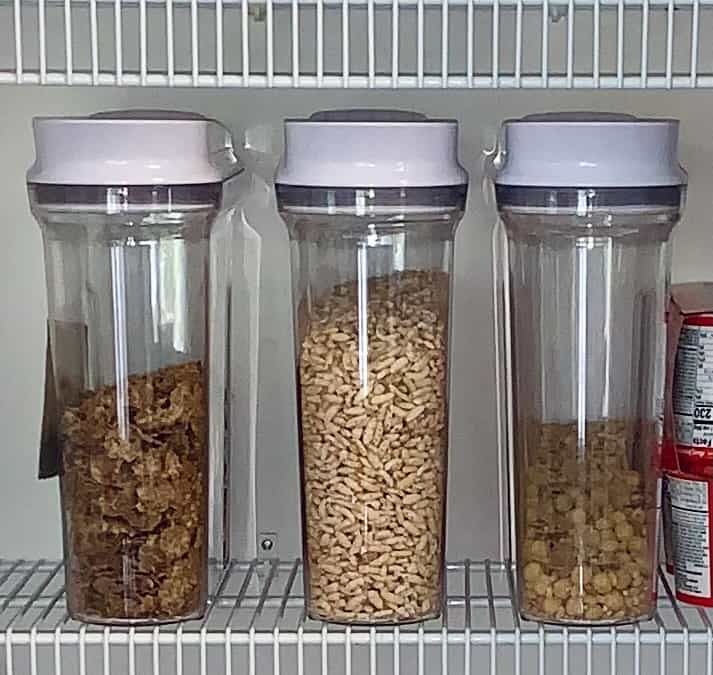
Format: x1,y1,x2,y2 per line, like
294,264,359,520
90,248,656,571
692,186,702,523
1,559,713,675
1,0,713,88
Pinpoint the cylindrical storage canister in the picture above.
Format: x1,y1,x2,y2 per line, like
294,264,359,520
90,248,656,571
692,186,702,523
673,315,713,476
27,114,243,624
276,110,468,624
496,113,686,625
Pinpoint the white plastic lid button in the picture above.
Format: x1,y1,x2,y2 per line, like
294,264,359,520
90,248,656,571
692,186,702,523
495,112,687,188
275,109,468,188
27,111,241,186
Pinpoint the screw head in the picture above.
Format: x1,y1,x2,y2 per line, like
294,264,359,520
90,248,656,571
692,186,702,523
260,537,274,551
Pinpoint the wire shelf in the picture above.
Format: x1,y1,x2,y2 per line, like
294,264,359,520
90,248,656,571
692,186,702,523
1,559,712,674
1,0,712,88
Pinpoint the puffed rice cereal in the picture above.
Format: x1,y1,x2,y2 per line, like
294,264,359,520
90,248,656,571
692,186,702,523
298,270,449,624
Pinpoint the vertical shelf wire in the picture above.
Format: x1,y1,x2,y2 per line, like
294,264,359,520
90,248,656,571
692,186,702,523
541,0,549,86
654,612,665,675
665,0,674,87
492,0,499,86
38,0,46,83
368,0,375,86
392,0,399,86
90,0,99,84
641,0,649,86
441,570,449,675
139,0,147,84
321,624,328,675
506,564,521,675
267,0,274,86
370,626,377,675
466,0,473,87
53,622,62,675
191,0,198,85
316,0,324,84
114,0,123,84
176,623,184,675
593,0,600,86
661,567,690,675
151,626,159,675
515,0,523,86
394,624,401,675
291,0,299,85
417,0,424,87
700,606,713,675
297,607,305,675
128,627,135,675
166,0,174,85
241,0,249,85
691,0,700,86
14,0,23,82
566,0,574,86
616,0,624,86
63,0,73,83
562,627,569,674
217,0,224,86
464,560,472,675
441,0,449,86
342,0,349,87
538,624,545,675
485,560,497,675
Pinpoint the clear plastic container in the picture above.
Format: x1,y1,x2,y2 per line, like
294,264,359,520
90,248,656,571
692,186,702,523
495,114,687,625
276,111,468,624
27,114,244,624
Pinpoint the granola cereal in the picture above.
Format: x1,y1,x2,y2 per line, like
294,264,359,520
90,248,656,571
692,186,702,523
60,361,208,623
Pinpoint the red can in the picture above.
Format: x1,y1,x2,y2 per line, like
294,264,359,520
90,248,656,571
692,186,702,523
673,314,713,476
666,288,713,607
667,471,713,607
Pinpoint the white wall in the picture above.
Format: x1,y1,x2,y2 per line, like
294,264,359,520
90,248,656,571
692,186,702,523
2,86,713,562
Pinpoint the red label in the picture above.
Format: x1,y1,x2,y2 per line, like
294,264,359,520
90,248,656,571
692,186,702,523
677,447,713,477
683,315,713,328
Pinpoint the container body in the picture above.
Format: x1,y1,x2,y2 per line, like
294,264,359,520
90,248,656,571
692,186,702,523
30,183,221,624
278,185,465,624
499,186,682,625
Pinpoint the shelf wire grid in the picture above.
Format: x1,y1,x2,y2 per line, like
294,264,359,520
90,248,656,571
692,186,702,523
2,0,713,88
1,559,713,674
